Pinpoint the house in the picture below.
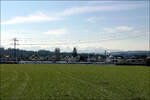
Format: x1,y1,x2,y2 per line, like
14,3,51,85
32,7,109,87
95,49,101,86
0,57,8,62
106,55,124,64
45,56,56,61
97,56,105,62
87,57,97,62
29,55,42,61
68,56,77,62
63,56,80,63
125,58,145,65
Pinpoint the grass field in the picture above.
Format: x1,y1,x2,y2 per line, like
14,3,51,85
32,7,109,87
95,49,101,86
0,64,149,100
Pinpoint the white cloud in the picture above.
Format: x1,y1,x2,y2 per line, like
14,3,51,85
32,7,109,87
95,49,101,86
58,5,139,17
104,28,115,33
86,16,104,23
1,3,142,25
44,28,68,35
1,12,60,25
116,26,133,31
104,26,133,33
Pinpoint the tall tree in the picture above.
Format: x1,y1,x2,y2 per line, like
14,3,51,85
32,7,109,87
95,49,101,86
55,48,60,61
72,47,77,57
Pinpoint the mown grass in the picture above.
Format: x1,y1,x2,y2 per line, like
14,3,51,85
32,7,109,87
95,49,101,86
0,64,149,100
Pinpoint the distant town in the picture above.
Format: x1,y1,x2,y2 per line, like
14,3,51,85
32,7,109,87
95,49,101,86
0,47,150,66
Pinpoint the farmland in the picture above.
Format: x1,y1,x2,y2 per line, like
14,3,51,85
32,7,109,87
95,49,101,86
0,64,149,100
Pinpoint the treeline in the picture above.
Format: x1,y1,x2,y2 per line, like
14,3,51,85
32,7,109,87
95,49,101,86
0,47,105,59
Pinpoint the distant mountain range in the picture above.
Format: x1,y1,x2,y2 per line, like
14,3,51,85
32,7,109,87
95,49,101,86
78,47,149,56
111,51,150,56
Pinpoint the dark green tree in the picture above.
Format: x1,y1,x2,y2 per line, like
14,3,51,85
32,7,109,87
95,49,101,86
55,48,60,61
72,47,77,57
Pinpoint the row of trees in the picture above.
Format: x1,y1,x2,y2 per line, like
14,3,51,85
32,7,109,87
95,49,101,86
54,47,78,61
0,47,78,60
1,47,149,66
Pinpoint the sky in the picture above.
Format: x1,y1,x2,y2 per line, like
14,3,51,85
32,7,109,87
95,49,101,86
1,1,149,53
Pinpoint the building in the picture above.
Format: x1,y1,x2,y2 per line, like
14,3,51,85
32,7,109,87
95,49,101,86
29,55,43,61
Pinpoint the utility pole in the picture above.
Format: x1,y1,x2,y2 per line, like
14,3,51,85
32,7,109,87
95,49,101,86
13,38,19,62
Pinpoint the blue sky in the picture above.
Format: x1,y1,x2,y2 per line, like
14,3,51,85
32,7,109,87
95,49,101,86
1,1,149,53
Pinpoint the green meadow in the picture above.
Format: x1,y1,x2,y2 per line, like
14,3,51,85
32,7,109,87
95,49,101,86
0,64,149,100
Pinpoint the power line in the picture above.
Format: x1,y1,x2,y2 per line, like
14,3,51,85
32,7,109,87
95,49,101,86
19,33,146,46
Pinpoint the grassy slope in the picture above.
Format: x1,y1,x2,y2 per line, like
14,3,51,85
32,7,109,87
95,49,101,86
0,64,149,100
